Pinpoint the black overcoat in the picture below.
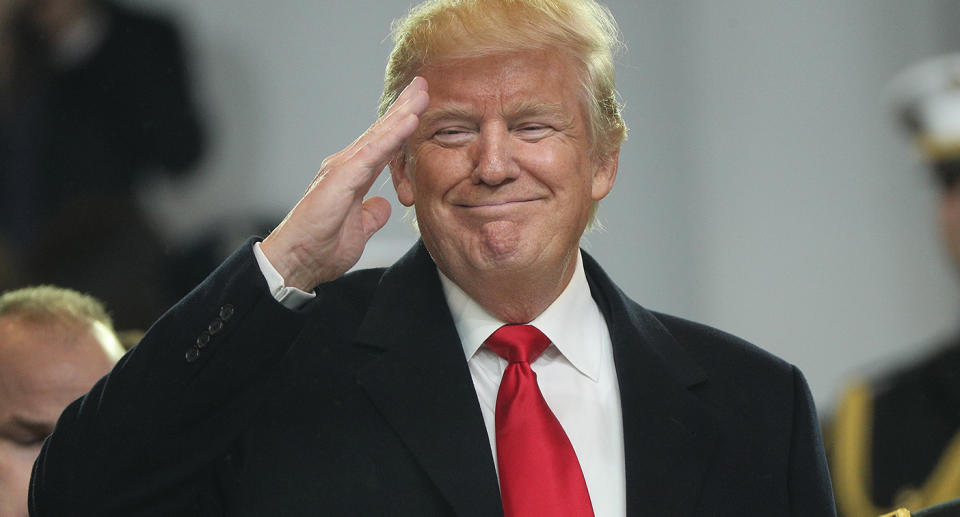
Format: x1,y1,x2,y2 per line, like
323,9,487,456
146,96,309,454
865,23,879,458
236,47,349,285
30,239,836,516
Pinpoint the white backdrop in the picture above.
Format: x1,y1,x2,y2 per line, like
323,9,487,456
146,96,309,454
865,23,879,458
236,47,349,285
131,0,960,411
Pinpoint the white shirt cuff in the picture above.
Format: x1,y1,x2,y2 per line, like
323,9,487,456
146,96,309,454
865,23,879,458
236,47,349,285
252,241,316,309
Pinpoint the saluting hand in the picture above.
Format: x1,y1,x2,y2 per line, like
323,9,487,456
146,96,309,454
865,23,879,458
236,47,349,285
260,77,429,291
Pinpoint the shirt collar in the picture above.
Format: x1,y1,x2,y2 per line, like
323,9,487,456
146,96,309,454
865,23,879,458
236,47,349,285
438,250,602,381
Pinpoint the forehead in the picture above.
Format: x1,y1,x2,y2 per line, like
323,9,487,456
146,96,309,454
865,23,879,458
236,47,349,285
0,317,112,424
419,50,585,116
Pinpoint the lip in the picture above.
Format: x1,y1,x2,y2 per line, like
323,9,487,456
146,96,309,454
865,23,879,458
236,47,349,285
456,199,540,209
455,199,539,220
453,199,542,217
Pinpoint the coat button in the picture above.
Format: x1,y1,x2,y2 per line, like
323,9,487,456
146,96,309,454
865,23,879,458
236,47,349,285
185,346,200,363
219,304,235,321
208,318,224,335
196,330,211,349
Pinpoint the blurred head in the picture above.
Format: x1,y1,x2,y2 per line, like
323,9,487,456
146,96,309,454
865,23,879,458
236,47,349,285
381,0,627,227
24,0,94,37
0,286,122,517
887,53,960,269
912,126,960,270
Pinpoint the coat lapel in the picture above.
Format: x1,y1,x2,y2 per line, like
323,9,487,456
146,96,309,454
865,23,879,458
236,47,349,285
351,243,717,516
583,251,718,517
353,241,504,517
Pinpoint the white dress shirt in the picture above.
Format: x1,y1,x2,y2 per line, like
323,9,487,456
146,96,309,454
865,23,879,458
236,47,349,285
253,243,626,516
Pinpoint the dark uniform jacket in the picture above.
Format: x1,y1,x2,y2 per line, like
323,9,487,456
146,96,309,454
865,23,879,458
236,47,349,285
830,340,960,517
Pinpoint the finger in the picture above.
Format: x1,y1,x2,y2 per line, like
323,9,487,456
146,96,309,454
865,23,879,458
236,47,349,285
360,196,392,241
382,76,428,119
308,96,423,196
312,78,428,195
343,91,427,195
345,77,428,163
354,108,422,176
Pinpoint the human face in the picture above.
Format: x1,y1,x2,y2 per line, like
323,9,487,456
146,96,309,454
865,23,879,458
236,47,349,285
940,185,960,268
391,50,618,290
0,316,115,517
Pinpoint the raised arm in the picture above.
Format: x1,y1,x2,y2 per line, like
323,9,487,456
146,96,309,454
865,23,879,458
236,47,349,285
29,78,429,516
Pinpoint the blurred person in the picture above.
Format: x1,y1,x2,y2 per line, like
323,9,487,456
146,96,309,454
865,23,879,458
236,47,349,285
0,285,123,517
30,1,836,515
0,0,206,330
829,54,960,517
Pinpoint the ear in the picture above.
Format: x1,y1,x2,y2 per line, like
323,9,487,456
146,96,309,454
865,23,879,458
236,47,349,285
590,148,619,201
389,151,416,207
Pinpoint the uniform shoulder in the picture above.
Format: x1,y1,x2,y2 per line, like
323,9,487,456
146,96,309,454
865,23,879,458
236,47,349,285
873,339,960,397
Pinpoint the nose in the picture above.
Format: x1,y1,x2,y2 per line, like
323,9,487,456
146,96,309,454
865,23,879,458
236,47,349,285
470,124,519,186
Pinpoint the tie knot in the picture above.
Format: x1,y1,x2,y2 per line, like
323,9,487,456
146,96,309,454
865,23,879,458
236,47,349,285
484,324,551,364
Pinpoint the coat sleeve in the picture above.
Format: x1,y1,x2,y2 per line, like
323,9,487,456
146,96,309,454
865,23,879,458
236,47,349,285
29,239,309,516
788,365,838,516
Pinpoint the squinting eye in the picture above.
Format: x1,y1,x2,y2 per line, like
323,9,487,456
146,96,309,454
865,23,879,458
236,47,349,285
516,125,553,139
433,128,472,145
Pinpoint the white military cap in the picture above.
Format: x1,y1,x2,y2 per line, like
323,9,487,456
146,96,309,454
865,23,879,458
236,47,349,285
887,53,960,164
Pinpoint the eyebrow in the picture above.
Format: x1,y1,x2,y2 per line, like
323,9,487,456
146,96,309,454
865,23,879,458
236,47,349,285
419,101,569,129
507,100,567,120
419,105,478,128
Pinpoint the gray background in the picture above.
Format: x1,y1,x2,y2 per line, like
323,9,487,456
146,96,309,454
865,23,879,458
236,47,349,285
128,0,960,411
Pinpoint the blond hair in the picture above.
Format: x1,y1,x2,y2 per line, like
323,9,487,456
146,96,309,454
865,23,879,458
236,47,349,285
0,285,114,332
0,285,126,358
379,0,627,159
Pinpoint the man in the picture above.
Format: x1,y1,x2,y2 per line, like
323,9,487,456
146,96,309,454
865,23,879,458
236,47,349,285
0,0,206,330
0,286,124,517
829,54,960,517
30,1,836,515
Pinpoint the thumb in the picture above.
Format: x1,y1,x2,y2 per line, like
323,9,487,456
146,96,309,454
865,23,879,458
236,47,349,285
360,196,392,241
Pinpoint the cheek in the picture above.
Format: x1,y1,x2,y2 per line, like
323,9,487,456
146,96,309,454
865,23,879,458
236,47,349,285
518,140,563,166
413,151,471,199
517,143,589,188
940,195,960,231
0,439,40,490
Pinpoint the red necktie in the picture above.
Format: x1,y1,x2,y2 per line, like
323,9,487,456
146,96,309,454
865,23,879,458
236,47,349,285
484,324,594,517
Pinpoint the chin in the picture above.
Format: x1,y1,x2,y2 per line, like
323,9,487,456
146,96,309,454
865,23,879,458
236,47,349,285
478,235,524,262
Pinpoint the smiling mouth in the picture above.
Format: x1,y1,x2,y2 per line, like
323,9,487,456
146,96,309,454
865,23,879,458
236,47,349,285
453,200,543,219
457,199,540,209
